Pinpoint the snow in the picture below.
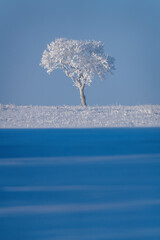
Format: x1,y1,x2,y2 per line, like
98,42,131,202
0,104,160,128
1,128,160,240
0,126,160,239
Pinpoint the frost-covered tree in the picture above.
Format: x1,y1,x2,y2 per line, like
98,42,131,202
40,38,115,106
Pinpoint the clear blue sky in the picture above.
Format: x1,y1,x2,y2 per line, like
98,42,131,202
0,0,160,106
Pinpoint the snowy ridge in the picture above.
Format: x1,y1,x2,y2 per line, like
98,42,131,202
0,104,160,128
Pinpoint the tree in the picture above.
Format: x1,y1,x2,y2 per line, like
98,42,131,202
40,38,115,106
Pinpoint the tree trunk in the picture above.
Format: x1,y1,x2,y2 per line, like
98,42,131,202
79,84,87,107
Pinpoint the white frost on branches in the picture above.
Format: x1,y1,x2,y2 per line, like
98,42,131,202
40,38,115,88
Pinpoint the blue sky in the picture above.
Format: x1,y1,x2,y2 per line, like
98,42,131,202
0,0,160,106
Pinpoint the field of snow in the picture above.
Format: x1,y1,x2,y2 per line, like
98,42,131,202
0,128,160,240
0,104,160,128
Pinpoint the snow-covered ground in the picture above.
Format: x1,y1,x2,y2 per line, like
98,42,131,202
0,104,160,128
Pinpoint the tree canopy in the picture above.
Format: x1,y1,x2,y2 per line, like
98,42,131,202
40,38,115,106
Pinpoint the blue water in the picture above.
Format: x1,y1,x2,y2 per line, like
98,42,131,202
0,128,160,240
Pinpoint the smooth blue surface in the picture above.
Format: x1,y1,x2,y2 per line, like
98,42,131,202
0,0,160,106
0,128,160,158
0,128,160,240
